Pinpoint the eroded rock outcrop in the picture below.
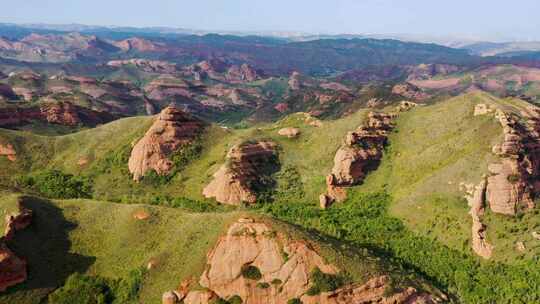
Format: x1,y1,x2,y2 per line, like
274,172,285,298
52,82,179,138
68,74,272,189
202,141,278,205
128,105,204,181
392,82,429,101
0,199,32,292
464,178,493,259
163,218,440,304
0,102,116,128
0,143,16,162
321,112,396,205
486,108,540,215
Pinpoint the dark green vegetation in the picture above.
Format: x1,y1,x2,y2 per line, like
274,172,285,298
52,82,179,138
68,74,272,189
305,267,347,296
240,265,263,281
260,188,540,303
15,170,93,199
48,268,145,304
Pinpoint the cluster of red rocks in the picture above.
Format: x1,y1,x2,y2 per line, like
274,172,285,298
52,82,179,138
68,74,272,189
0,143,16,162
464,104,540,258
392,82,430,101
128,105,204,181
0,102,116,128
320,112,396,208
162,218,442,304
0,199,32,292
203,141,278,205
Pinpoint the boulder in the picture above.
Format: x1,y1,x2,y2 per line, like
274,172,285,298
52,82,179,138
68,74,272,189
278,127,300,138
474,103,492,116
128,105,204,181
0,143,16,162
203,141,278,205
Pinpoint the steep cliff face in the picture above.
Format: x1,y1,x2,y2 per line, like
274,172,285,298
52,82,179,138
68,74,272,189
321,112,396,206
203,141,279,205
486,108,540,215
0,199,32,292
162,218,440,304
128,105,204,181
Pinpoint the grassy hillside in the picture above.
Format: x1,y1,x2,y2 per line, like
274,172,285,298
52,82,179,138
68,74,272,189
1,108,370,204
359,91,540,263
0,193,429,304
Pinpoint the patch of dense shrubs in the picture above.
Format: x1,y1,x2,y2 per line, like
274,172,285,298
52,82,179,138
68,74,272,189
259,191,540,303
306,267,347,295
48,268,145,304
16,170,93,199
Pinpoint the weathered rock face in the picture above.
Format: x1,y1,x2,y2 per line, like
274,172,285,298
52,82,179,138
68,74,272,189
301,276,435,304
407,64,461,81
464,178,493,259
486,108,540,215
322,112,396,205
0,243,27,292
128,105,204,181
202,141,278,205
0,102,116,128
164,218,440,304
226,64,261,83
0,199,32,292
113,37,164,52
392,82,429,101
0,143,16,162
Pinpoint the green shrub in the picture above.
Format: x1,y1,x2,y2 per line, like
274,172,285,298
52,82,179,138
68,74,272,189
306,267,345,295
271,278,282,286
48,273,112,304
287,298,302,304
507,174,520,184
241,264,262,280
256,282,270,289
17,170,93,199
227,295,243,304
48,268,145,304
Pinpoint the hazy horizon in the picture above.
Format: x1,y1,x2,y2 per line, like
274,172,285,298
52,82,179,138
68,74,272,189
3,0,540,42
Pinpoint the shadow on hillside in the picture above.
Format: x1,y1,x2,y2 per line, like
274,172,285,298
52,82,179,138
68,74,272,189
1,196,95,301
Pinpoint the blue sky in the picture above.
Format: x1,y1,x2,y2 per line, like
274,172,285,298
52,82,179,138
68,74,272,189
3,0,539,40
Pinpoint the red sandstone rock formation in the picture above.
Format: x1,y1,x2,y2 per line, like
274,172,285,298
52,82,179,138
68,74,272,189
0,199,32,292
0,102,116,128
163,218,440,304
203,141,278,205
0,143,16,162
128,105,204,181
486,108,540,215
226,64,261,83
392,82,430,101
321,112,396,205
